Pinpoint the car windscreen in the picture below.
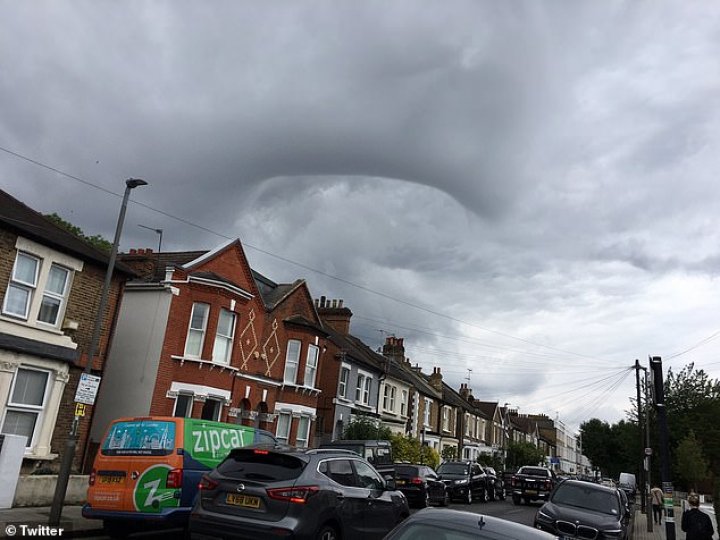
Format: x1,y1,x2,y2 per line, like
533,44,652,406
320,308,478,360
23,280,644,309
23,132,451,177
438,463,469,475
101,420,175,456
551,483,620,515
217,449,306,482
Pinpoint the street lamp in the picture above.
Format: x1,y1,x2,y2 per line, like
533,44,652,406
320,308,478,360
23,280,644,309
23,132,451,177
49,178,148,525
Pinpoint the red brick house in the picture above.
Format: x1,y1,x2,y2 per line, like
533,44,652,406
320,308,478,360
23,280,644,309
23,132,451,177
87,239,328,461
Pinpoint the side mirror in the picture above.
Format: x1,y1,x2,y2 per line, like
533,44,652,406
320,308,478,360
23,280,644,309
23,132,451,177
384,477,397,491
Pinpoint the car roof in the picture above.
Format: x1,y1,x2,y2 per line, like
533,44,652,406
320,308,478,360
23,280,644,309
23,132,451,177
558,479,619,494
401,508,557,538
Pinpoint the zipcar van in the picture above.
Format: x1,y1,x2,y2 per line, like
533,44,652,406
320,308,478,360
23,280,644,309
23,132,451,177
83,416,276,537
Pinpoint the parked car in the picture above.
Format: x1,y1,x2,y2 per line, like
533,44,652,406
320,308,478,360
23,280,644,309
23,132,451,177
481,466,505,501
436,460,489,504
394,464,450,508
618,472,637,502
511,465,558,505
318,439,395,477
385,507,559,540
189,446,409,540
534,479,631,539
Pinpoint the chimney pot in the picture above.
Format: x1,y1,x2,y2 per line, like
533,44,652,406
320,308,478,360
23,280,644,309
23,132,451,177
147,248,153,253
129,248,137,254
338,299,343,307
332,299,337,308
320,296,326,307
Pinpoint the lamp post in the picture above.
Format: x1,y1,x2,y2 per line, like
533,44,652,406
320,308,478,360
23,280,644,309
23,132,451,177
49,178,148,525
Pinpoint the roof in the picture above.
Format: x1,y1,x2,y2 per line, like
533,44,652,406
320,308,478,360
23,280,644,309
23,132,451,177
474,401,500,419
0,189,136,275
324,325,385,374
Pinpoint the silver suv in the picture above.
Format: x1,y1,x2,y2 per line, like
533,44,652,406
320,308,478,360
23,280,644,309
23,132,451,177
188,446,409,540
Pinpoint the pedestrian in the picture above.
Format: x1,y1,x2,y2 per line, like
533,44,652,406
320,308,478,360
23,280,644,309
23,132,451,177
682,493,714,540
651,484,664,525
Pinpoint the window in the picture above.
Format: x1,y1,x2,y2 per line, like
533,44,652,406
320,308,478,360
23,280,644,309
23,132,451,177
37,264,70,325
201,397,223,421
173,393,193,417
296,416,310,448
284,340,301,384
212,309,236,364
400,390,407,416
304,345,319,388
1,367,50,448
184,303,209,358
321,459,356,487
276,412,291,444
442,407,450,431
424,398,431,427
353,460,384,490
382,385,396,412
338,366,350,398
356,373,371,405
3,253,40,319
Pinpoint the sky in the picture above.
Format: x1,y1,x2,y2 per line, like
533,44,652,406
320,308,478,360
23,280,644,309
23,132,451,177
2,1,720,432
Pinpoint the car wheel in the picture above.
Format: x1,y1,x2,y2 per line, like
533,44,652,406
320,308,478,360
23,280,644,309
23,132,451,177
103,520,128,539
500,488,506,501
316,524,339,540
481,487,489,503
465,488,473,505
422,491,430,508
440,489,450,507
512,494,520,505
488,486,495,502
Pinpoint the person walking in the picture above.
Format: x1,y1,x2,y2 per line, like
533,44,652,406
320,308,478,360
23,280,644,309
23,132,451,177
651,484,664,525
682,493,714,540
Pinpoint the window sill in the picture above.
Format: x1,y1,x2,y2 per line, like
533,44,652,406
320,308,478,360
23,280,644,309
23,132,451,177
280,383,321,396
171,355,239,372
23,451,59,461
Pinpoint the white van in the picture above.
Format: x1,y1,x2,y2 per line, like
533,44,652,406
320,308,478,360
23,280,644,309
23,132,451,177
618,472,637,500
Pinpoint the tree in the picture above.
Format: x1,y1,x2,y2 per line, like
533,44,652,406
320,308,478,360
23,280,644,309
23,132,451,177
675,430,708,492
388,434,439,469
342,416,392,440
44,212,112,253
441,446,457,461
506,441,545,470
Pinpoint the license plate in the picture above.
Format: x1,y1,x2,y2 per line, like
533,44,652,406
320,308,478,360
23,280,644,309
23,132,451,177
396,480,406,486
226,493,261,508
99,476,125,485
526,490,538,495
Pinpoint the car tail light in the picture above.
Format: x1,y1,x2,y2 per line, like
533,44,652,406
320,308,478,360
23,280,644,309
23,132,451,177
166,468,183,488
410,477,423,485
267,486,320,504
198,474,219,491
545,480,551,490
254,449,270,455
89,469,96,486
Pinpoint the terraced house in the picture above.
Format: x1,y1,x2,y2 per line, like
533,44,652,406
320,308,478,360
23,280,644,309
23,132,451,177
87,238,329,462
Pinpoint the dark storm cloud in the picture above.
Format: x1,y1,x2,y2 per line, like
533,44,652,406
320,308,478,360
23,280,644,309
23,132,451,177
2,1,720,426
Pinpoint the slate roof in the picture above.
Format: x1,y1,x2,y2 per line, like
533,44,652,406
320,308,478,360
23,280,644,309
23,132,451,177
323,325,385,374
0,189,135,275
475,401,500,420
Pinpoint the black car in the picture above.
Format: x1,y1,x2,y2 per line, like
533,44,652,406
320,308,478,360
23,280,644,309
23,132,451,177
482,466,506,501
534,479,631,539
436,460,489,504
385,507,560,540
189,446,410,540
394,464,450,508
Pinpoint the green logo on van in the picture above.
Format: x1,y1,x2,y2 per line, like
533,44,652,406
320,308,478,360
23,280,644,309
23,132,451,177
184,419,253,468
133,465,180,512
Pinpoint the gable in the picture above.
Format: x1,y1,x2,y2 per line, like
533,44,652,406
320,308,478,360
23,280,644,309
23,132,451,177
183,240,261,300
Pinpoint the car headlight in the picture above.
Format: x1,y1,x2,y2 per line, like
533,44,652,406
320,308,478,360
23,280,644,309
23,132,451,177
455,479,469,485
536,509,555,523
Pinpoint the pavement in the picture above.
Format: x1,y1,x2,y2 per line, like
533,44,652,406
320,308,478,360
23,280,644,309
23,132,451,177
0,506,102,539
633,502,717,540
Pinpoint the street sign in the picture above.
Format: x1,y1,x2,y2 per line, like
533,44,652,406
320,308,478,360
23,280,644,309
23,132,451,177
645,447,653,456
74,373,101,405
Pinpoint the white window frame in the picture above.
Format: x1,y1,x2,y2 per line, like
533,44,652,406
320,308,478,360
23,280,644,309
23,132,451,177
3,252,40,320
424,398,431,427
400,390,407,416
303,345,319,388
276,412,291,444
184,303,210,358
1,366,51,449
356,371,371,406
37,263,70,327
383,385,396,412
465,413,471,436
284,340,301,384
296,416,310,448
201,397,223,421
173,392,194,417
338,365,350,398
442,406,450,431
212,308,236,365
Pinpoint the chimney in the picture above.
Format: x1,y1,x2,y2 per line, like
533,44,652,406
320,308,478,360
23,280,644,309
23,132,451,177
429,367,443,392
382,336,406,363
459,383,472,401
316,297,353,335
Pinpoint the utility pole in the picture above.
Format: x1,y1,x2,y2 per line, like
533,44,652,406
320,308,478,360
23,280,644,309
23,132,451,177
634,359,646,513
650,355,675,540
645,369,653,533
49,179,148,526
